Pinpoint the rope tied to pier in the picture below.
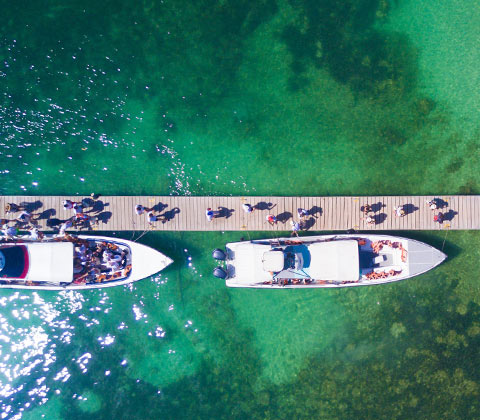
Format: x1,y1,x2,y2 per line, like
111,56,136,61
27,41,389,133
441,229,448,252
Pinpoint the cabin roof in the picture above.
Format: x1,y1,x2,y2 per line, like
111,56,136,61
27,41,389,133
308,240,359,281
26,242,74,284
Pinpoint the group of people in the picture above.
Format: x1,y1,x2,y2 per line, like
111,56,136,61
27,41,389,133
362,199,446,225
135,204,166,225
204,203,314,237
0,196,103,241
362,204,376,225
362,203,409,222
365,269,402,280
63,199,99,229
243,205,312,237
2,203,42,240
290,209,312,236
427,199,444,224
371,240,408,262
73,240,130,284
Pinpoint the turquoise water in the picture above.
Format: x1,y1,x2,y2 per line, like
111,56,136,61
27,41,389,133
1,0,480,418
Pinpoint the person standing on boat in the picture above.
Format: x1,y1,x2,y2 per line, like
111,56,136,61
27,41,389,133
57,220,73,237
27,227,44,241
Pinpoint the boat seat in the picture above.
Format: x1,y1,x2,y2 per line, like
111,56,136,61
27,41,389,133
373,255,386,264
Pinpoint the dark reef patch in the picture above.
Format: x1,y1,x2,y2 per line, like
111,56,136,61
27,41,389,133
281,0,418,101
379,126,407,146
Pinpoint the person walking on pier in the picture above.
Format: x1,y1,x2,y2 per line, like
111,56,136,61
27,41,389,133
206,208,215,222
16,211,32,225
297,208,310,219
135,204,153,216
147,211,164,226
5,203,24,214
426,199,437,210
63,200,74,210
73,202,83,216
394,206,406,217
434,212,444,224
266,214,277,225
361,204,372,215
242,203,254,214
290,220,300,237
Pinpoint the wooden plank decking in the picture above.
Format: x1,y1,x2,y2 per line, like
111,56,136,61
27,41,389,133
0,195,478,231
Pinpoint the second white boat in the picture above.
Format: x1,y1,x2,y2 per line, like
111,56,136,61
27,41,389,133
212,234,446,288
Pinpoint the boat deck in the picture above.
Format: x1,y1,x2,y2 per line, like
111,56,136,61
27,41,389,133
0,195,478,231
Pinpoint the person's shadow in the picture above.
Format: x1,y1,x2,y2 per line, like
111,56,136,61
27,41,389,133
276,211,293,224
442,209,458,221
403,204,419,215
161,207,180,223
217,207,234,219
370,213,387,225
46,218,65,229
15,220,35,229
35,208,56,220
81,197,95,208
371,202,385,213
301,217,317,230
253,202,276,211
308,206,322,218
85,199,108,214
20,200,43,213
96,211,112,224
153,202,168,212
371,213,387,225
434,198,449,210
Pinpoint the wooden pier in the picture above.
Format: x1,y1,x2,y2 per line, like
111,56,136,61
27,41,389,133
0,195,479,232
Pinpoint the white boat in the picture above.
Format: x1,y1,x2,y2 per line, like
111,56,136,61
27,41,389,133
212,234,446,288
0,235,172,290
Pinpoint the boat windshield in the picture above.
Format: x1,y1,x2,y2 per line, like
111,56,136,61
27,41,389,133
0,246,29,279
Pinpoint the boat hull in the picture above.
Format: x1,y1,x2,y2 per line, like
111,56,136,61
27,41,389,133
222,234,446,288
0,235,172,290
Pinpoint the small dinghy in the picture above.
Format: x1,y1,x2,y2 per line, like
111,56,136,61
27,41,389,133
212,234,446,288
0,235,172,290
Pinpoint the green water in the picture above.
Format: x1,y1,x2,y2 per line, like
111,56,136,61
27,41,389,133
1,0,480,418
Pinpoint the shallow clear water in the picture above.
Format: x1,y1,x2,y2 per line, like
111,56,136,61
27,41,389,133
1,0,480,419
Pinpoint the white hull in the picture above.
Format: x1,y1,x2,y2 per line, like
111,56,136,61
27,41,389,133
0,235,172,290
220,234,446,288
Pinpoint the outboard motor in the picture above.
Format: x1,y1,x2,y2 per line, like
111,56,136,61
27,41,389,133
213,266,227,279
212,248,226,261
